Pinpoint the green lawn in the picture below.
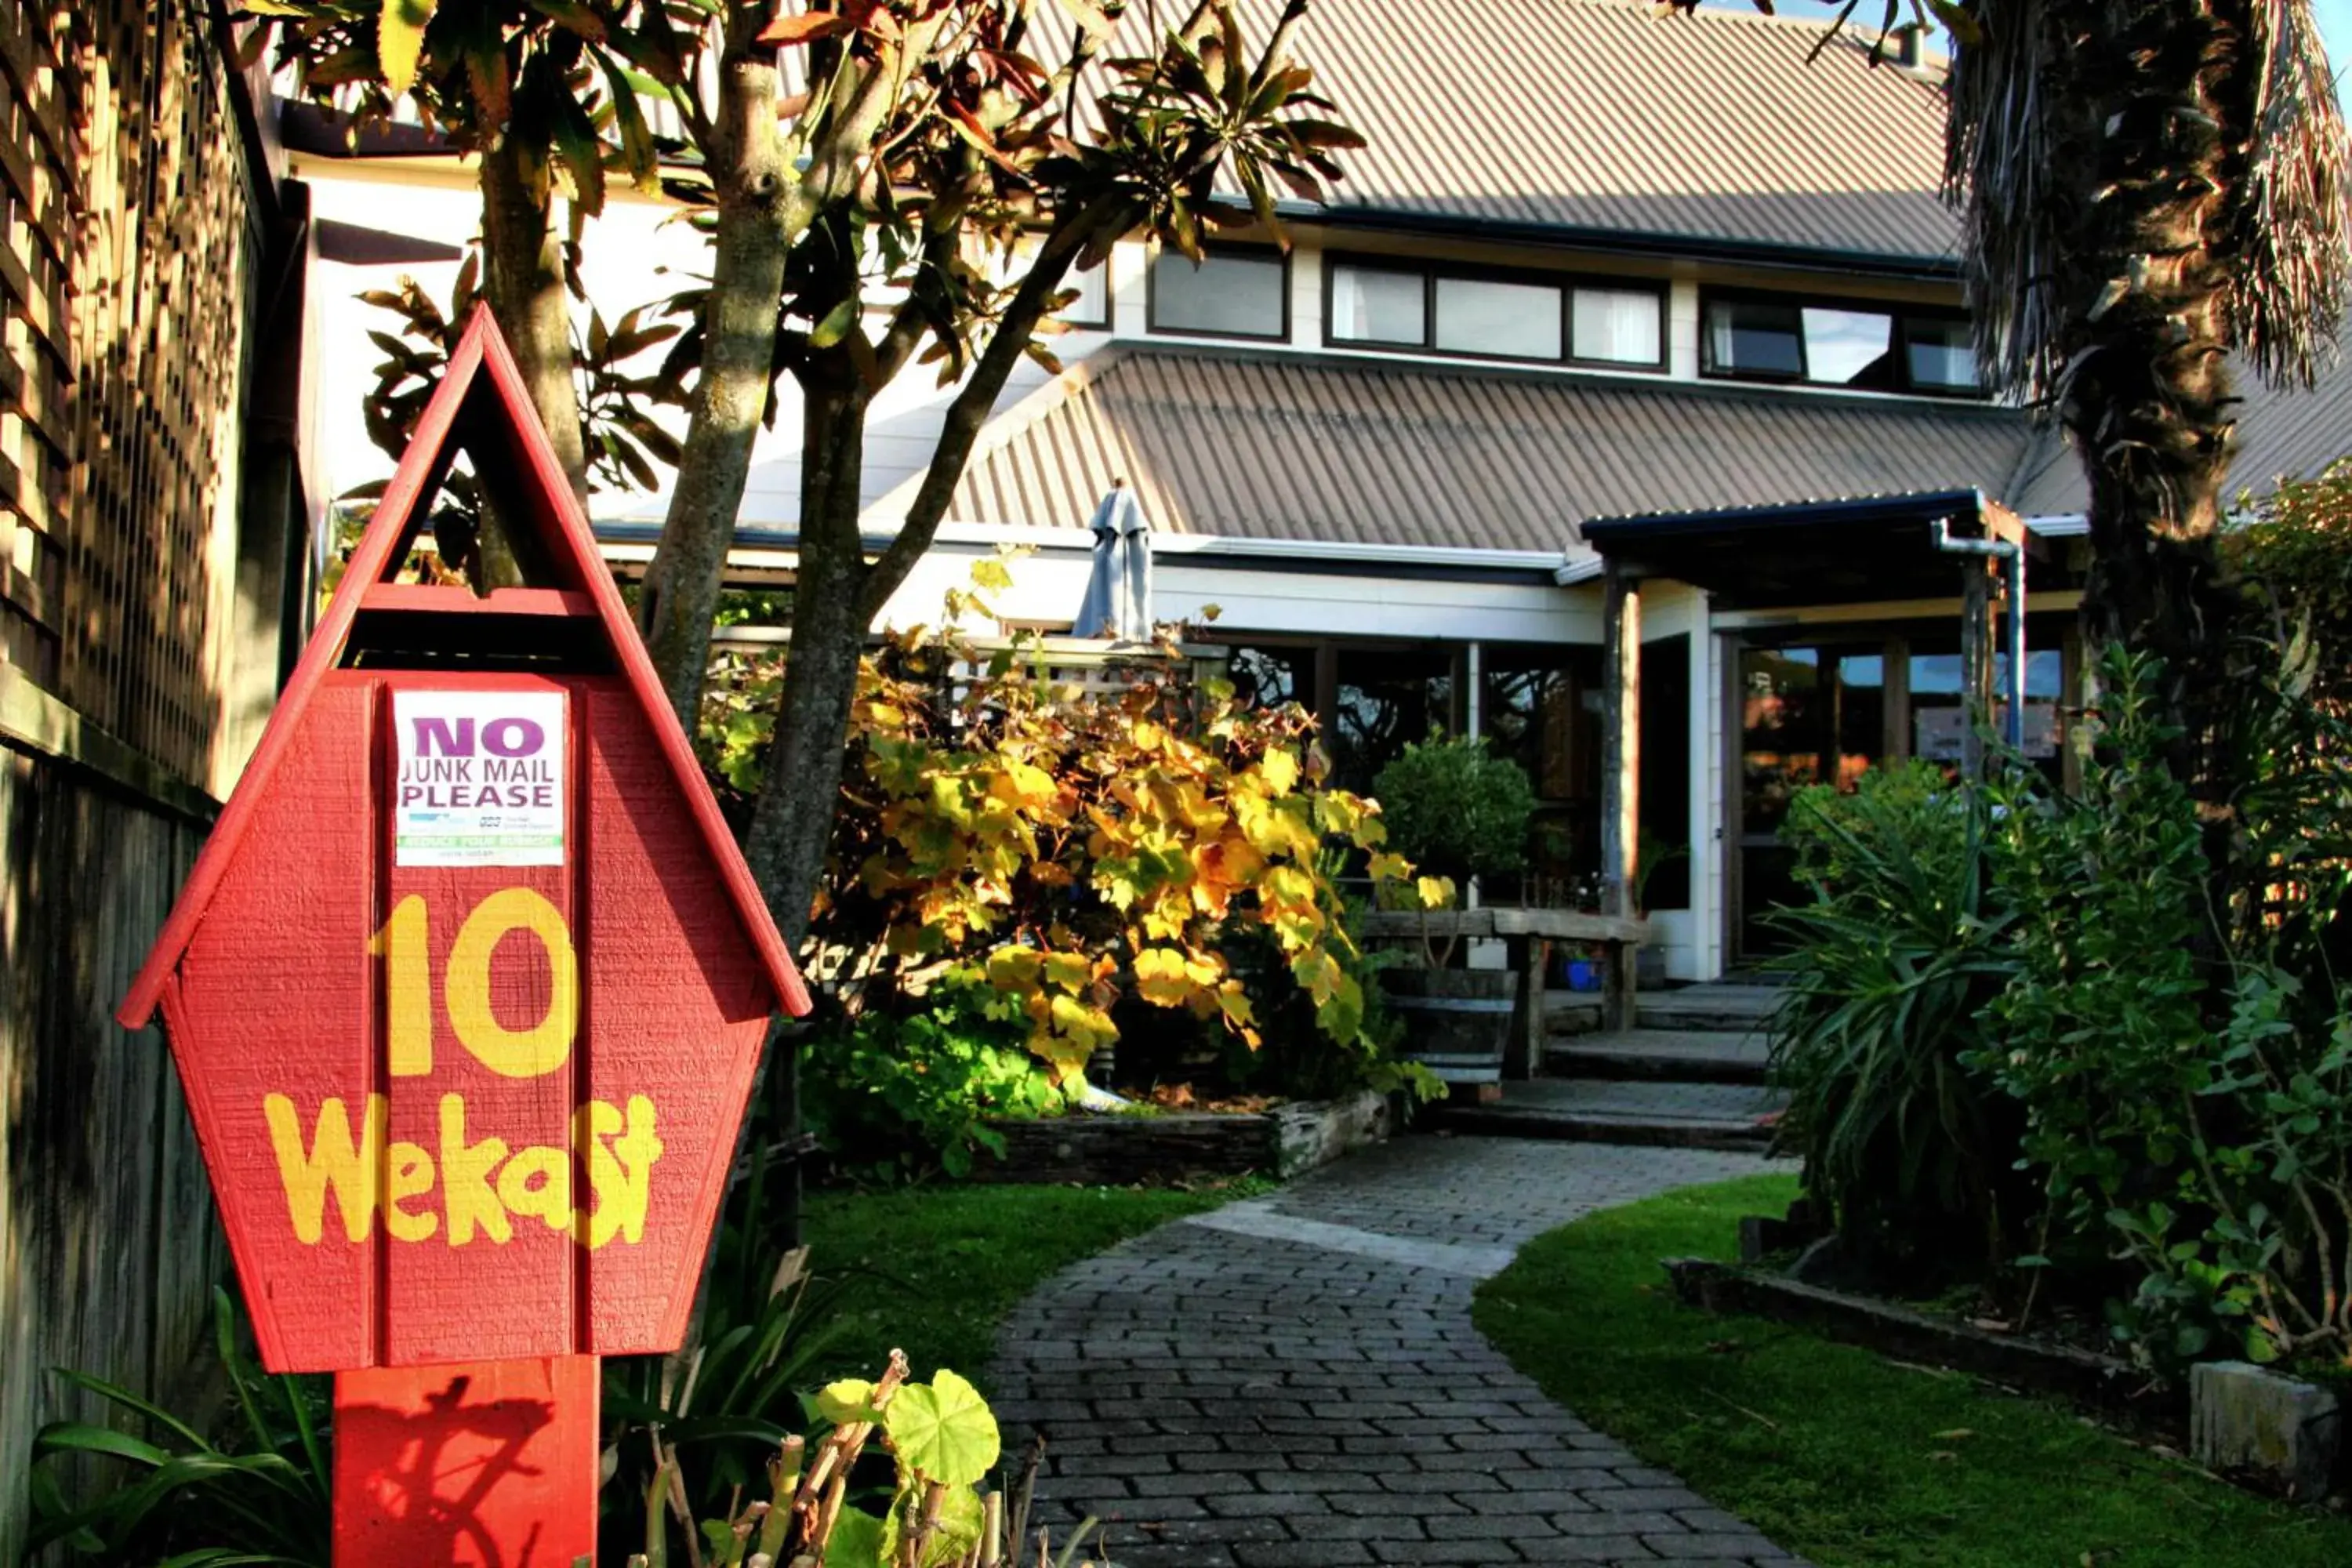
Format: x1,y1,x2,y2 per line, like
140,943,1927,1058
1473,1173,2352,1568
798,1181,1243,1392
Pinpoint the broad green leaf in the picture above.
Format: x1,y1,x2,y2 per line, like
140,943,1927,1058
883,1369,999,1486
811,297,862,350
379,0,440,96
825,1506,887,1568
815,1377,879,1425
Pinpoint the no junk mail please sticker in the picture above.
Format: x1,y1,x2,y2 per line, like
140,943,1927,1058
394,690,567,866
118,308,809,1375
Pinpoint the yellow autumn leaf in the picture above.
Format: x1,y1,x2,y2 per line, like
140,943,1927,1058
1134,946,1194,1007
1417,875,1458,909
1259,746,1301,795
1043,949,1094,993
985,946,1042,990
989,758,1058,811
378,0,439,97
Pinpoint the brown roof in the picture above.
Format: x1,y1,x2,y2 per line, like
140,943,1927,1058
1207,0,1961,263
2007,350,2352,517
946,345,2038,552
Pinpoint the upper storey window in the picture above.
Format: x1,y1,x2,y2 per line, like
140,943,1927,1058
1703,290,1982,396
1328,257,1664,370
1058,257,1112,328
1149,247,1289,339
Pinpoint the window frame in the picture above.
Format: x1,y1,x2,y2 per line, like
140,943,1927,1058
1145,241,1294,343
1699,285,1984,399
1320,251,1668,373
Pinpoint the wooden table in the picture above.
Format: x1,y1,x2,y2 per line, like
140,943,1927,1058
1359,907,1649,1078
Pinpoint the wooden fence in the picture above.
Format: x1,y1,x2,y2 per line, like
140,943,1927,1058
0,3,298,1560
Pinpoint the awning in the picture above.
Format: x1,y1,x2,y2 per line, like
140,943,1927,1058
1577,488,2075,608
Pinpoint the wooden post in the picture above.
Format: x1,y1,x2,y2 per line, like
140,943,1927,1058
1503,933,1542,1080
1960,555,1994,781
332,1356,600,1566
1600,564,1641,1033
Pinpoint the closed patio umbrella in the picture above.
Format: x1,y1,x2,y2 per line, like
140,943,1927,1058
1071,483,1152,641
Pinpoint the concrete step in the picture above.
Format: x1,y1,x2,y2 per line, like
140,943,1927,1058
1546,1027,1770,1084
1542,990,1602,1037
1439,1079,1786,1152
1637,983,1782,1033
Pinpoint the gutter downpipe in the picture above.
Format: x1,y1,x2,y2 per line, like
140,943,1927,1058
1929,513,2027,752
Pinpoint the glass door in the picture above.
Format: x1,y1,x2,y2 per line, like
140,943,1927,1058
1736,642,1886,957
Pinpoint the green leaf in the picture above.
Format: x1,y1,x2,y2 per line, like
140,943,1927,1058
882,1369,999,1486
815,1377,880,1425
810,297,862,351
32,1422,171,1467
378,0,440,96
826,1506,887,1568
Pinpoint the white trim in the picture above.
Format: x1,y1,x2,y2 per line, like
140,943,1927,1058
2025,513,2089,538
1711,589,2083,629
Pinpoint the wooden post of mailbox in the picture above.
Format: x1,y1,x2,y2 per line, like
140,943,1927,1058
118,309,811,1566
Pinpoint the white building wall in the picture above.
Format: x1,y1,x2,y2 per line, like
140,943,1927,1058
873,531,1602,645
1668,277,1702,381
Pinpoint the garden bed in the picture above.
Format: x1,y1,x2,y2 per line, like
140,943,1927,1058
1661,1255,2180,1433
970,1089,1389,1185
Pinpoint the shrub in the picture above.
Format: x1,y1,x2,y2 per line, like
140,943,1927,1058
1972,647,2352,1367
801,982,1068,1181
1770,642,2352,1369
1371,734,1537,887
782,564,1441,1102
1767,764,2029,1282
29,1288,332,1566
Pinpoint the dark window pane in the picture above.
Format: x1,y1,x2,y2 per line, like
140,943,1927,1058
1332,646,1454,796
1905,318,1979,390
1152,251,1286,338
1705,298,1803,377
1740,645,1821,835
1228,645,1314,713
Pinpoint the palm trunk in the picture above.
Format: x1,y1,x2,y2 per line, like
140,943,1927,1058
478,133,587,584
2045,0,2250,789
639,27,800,730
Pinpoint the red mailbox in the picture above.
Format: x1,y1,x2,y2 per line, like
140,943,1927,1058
119,308,808,1563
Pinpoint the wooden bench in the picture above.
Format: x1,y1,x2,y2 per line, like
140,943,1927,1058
1359,907,1649,1080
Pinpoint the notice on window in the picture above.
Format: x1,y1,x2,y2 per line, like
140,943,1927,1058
1915,702,2060,762
393,690,567,867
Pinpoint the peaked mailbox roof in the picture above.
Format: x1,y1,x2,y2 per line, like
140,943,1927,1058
120,307,808,1027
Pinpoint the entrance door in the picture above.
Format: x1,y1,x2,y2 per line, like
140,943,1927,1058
1734,642,1887,958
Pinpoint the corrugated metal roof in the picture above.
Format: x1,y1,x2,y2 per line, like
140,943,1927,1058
946,344,2038,553
2005,347,2352,517
1140,0,1959,263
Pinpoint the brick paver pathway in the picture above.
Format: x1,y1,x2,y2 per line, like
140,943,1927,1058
990,1135,1802,1568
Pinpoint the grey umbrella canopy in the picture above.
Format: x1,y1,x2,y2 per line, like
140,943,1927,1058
1071,485,1152,641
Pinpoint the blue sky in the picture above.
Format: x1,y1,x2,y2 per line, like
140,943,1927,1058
2321,0,2352,110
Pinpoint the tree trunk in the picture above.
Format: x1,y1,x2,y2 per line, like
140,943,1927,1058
639,27,798,731
739,232,1093,948
2049,0,2250,793
743,377,870,949
478,133,587,586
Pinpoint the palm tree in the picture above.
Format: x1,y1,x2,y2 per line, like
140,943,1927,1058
1938,0,2350,786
